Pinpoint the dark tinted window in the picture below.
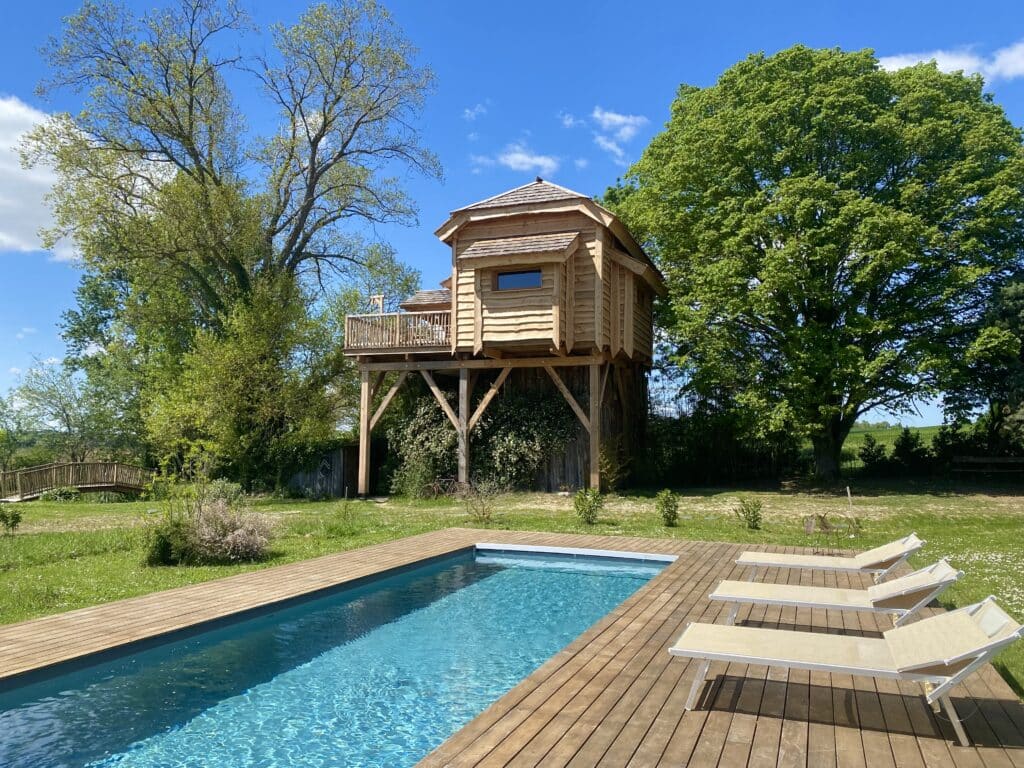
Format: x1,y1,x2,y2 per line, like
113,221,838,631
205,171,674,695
496,270,542,290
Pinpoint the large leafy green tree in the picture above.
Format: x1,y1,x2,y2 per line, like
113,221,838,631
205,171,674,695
22,0,432,482
613,46,1024,480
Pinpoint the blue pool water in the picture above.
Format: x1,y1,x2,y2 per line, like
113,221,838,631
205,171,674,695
0,549,665,768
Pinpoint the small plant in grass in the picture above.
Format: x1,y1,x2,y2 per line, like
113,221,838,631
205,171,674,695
734,497,763,530
656,489,679,527
458,479,504,526
0,503,22,535
574,488,603,525
40,486,81,503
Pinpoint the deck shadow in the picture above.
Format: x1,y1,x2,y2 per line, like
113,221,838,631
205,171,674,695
694,675,1024,748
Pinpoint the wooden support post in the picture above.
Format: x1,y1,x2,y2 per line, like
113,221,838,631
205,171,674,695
470,368,510,431
458,368,470,485
358,368,371,497
369,371,409,431
589,363,601,490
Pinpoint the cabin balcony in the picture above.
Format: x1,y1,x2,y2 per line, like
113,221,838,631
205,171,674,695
344,311,452,355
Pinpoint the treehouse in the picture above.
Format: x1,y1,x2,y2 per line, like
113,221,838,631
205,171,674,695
344,178,665,495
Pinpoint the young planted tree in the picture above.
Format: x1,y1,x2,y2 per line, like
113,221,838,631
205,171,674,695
613,46,1024,480
23,0,433,482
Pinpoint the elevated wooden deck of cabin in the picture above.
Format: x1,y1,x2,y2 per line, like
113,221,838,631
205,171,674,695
345,310,452,355
1,529,1021,766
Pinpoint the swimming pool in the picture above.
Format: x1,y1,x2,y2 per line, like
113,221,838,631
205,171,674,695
0,546,669,768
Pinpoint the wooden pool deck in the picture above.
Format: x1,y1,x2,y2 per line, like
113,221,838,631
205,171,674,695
1,529,1022,767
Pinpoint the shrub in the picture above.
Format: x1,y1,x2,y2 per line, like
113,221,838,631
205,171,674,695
201,478,245,507
387,397,458,498
857,434,889,473
146,512,193,565
600,437,631,492
655,489,679,527
191,501,275,563
145,484,274,566
0,504,22,535
734,497,763,530
574,488,603,525
472,389,578,489
892,427,931,472
40,486,81,503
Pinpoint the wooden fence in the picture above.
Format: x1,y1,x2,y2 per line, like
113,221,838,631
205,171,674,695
345,311,451,351
0,463,154,501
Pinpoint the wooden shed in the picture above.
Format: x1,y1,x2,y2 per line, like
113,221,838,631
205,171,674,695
345,178,665,495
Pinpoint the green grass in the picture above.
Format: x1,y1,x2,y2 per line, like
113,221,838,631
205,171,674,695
1,484,1022,695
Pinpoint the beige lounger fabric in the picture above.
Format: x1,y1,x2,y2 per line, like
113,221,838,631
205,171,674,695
671,622,896,672
711,559,961,616
710,581,874,610
735,533,924,573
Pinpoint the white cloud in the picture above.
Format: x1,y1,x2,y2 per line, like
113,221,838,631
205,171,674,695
593,134,625,164
559,111,584,129
0,95,76,261
574,158,589,170
14,326,36,340
8,367,21,376
463,103,488,121
467,131,479,142
879,38,1024,82
989,41,1024,80
591,106,648,142
496,142,559,176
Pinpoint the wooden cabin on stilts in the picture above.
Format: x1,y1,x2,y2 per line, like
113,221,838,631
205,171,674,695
344,178,665,495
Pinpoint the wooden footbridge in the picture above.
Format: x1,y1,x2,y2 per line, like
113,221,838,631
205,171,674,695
0,462,153,502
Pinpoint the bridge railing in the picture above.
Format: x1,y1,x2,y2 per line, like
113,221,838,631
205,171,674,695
0,462,154,501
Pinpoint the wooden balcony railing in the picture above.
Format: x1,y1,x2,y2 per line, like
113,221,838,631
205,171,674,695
344,311,451,352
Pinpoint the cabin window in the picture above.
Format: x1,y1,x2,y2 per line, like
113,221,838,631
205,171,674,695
495,269,543,291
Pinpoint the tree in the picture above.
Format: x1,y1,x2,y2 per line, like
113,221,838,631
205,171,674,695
25,0,437,319
146,278,353,487
611,46,1024,480
15,362,97,462
0,395,27,472
22,0,432,482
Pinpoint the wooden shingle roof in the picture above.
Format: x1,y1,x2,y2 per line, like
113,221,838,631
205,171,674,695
399,288,451,310
454,178,589,212
460,231,579,260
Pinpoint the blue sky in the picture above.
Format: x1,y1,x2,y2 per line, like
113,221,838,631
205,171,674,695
3,0,1024,425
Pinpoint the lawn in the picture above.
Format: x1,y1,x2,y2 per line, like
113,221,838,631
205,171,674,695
1,482,1022,695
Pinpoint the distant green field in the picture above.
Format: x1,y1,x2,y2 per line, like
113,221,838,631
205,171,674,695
841,425,941,469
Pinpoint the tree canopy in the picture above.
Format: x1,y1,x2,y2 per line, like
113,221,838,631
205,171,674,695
20,0,434,483
611,45,1024,479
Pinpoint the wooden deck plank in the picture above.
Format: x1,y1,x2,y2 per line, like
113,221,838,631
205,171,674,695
1,529,1020,768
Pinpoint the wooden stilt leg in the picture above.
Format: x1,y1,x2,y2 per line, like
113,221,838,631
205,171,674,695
589,363,601,490
358,368,371,497
458,368,469,485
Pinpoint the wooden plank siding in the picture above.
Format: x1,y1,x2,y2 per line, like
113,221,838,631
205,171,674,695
2,529,1021,768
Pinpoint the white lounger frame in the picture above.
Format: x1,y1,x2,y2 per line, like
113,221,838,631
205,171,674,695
739,532,925,583
714,559,963,628
671,598,1024,746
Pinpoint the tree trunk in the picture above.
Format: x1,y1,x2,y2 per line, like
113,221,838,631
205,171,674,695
810,422,846,483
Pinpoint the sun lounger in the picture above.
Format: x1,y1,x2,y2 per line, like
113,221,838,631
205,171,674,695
736,532,925,582
669,597,1023,745
711,559,962,627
